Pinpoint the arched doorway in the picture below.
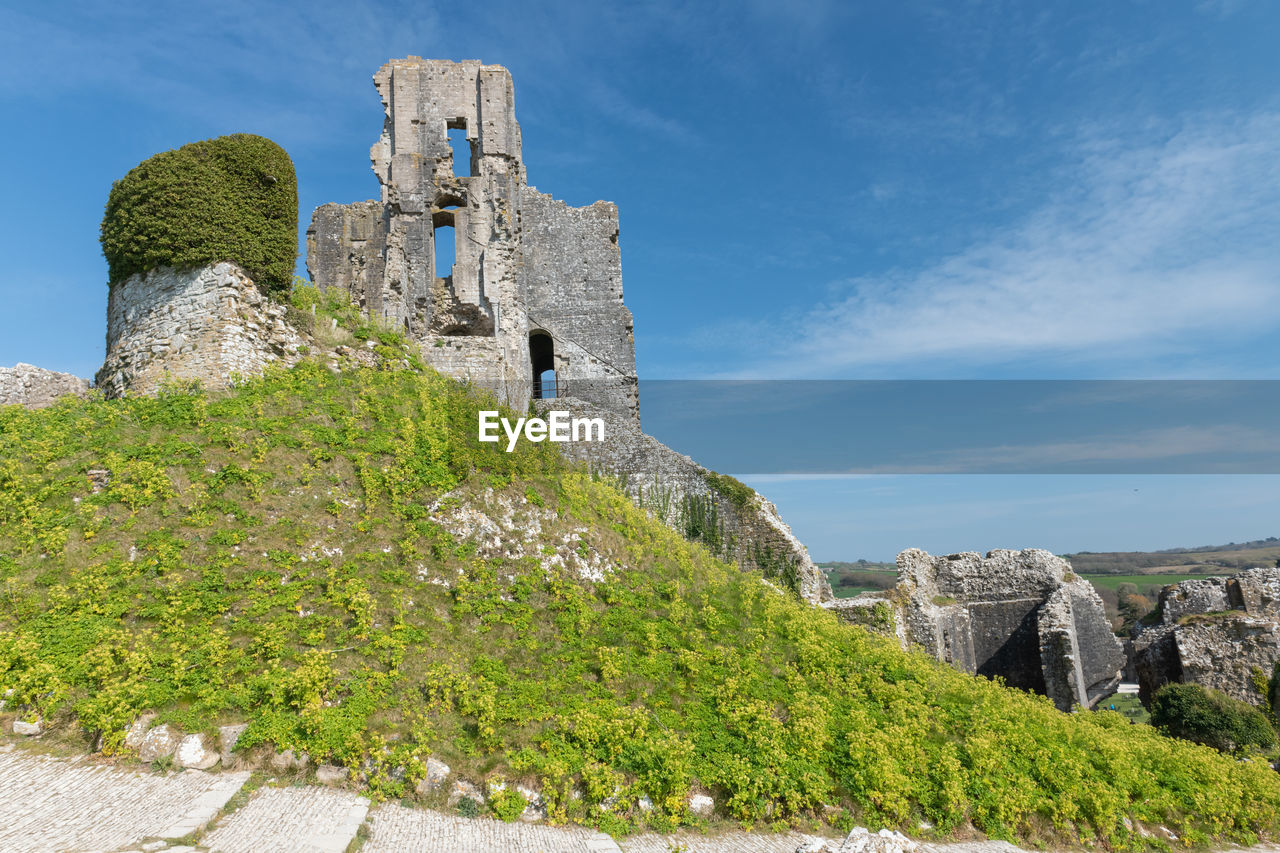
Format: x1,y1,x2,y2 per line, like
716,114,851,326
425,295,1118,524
530,331,555,399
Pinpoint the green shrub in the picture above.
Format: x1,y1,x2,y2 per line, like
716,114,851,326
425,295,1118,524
705,471,754,509
101,134,297,296
489,785,528,822
1151,683,1277,754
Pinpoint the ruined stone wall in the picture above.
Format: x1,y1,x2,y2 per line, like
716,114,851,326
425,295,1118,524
307,57,639,421
1132,567,1280,706
0,364,89,409
518,191,638,417
96,262,305,398
831,549,1125,711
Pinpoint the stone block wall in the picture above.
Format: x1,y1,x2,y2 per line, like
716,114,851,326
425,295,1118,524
831,548,1125,711
0,364,89,409
307,58,638,422
96,262,306,398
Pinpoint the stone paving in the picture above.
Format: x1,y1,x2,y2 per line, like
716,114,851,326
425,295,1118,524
0,745,247,853
200,786,369,853
4,745,1279,853
364,802,623,852
621,831,828,852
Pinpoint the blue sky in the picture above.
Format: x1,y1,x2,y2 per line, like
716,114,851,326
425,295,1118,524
2,1,1278,560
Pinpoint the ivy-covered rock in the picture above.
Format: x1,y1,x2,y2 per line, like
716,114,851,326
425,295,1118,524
100,134,297,297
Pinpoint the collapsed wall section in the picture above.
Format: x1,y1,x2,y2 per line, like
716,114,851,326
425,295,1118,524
1132,568,1280,706
832,548,1125,711
0,364,89,409
519,190,638,418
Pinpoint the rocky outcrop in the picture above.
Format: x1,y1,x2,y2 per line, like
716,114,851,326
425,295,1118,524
96,262,306,398
0,363,89,408
1132,567,1280,706
831,549,1124,710
541,398,834,605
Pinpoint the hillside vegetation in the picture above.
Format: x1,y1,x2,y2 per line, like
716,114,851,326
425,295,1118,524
2,320,1280,846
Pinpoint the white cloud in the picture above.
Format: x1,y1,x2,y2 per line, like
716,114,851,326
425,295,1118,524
735,113,1280,377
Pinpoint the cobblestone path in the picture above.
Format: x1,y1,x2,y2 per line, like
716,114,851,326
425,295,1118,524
0,746,247,853
364,802,623,852
200,786,369,853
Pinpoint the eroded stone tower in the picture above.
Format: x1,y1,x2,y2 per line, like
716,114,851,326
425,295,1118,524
307,58,638,420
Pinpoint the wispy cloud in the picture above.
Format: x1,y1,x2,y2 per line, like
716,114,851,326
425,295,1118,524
854,424,1280,475
726,112,1280,377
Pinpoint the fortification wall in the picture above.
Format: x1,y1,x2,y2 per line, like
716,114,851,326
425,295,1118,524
0,364,89,409
832,548,1125,710
96,262,305,398
307,57,639,422
1132,567,1280,706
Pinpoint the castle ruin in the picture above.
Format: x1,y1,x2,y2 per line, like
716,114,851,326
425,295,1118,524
307,58,638,421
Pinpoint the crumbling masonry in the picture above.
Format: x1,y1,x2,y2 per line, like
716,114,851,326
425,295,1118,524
307,58,638,421
308,58,833,604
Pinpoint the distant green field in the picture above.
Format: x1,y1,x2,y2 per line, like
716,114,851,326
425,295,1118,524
832,585,879,599
1082,573,1207,591
1099,692,1150,724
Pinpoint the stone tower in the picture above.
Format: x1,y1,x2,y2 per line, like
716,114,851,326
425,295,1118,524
307,58,639,420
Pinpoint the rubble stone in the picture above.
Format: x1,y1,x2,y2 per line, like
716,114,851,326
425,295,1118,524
0,363,88,408
830,549,1124,710
1133,567,1280,706
174,733,219,770
136,724,180,762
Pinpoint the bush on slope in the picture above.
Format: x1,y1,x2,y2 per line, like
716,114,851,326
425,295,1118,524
1,353,1279,847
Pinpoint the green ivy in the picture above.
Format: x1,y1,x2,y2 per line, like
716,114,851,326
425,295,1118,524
100,134,297,296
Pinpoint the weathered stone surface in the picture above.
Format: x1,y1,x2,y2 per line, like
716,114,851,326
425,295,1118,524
136,724,179,762
830,549,1124,710
688,793,715,817
1133,568,1280,706
447,778,483,807
414,756,451,796
317,764,349,785
12,718,42,736
219,722,249,765
0,363,89,408
271,748,309,771
124,713,158,750
174,733,219,770
798,827,919,853
96,262,305,398
307,57,637,421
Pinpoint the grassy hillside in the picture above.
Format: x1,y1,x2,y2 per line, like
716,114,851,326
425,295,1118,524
1065,540,1280,574
3,340,1280,845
